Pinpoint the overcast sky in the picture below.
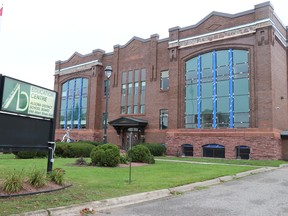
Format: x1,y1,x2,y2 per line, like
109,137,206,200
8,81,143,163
0,0,287,90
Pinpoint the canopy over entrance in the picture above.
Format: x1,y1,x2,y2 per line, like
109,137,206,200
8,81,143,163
109,117,148,135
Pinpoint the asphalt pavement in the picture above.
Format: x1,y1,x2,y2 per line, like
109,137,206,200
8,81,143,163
94,166,288,216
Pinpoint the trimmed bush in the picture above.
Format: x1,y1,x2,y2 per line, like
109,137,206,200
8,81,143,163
129,144,155,164
13,151,48,159
77,140,102,147
15,151,37,159
90,143,120,167
55,142,95,158
141,143,166,156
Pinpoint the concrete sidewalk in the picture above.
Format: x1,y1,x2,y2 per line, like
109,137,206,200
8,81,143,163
10,164,279,216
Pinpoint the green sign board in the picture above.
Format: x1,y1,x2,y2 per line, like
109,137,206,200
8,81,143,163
1,76,56,119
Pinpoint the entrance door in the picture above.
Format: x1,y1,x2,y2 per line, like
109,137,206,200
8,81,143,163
121,128,140,150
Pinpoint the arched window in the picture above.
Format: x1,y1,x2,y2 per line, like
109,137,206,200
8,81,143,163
235,145,250,160
181,144,193,156
202,144,225,158
60,78,88,129
185,49,249,129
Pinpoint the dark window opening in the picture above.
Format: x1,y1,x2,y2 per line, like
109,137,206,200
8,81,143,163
182,144,193,156
202,144,225,158
235,145,250,160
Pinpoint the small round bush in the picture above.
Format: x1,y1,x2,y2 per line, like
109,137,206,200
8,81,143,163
90,143,120,167
129,145,155,164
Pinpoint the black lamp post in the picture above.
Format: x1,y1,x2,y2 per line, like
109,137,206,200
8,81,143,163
103,65,112,144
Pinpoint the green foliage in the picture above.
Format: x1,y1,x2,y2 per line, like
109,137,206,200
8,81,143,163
3,169,24,193
13,151,48,159
77,140,102,147
120,153,129,164
141,143,166,156
55,142,95,158
28,168,47,188
48,168,65,185
129,145,155,164
36,151,48,158
90,143,120,167
15,151,37,159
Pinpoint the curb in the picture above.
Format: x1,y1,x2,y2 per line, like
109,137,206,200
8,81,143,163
12,166,278,216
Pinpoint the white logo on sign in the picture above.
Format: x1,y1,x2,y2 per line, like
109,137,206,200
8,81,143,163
2,83,29,111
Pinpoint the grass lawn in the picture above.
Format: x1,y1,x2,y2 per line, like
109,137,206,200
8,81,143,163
0,154,278,215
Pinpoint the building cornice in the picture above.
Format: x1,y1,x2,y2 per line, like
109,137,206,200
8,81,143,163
169,18,287,49
55,60,102,76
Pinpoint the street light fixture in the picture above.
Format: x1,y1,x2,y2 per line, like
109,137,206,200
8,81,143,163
103,65,112,144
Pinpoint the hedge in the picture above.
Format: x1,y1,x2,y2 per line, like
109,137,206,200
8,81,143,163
141,143,166,156
55,142,95,158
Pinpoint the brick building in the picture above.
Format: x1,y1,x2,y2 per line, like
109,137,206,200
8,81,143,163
54,2,288,160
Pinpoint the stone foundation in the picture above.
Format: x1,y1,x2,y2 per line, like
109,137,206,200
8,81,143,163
164,129,282,160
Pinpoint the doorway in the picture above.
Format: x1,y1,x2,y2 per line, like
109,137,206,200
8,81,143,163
121,128,140,150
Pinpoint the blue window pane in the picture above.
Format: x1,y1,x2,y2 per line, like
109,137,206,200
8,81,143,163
201,52,213,69
186,84,197,100
234,112,250,123
234,63,248,74
217,97,229,113
186,58,198,72
216,50,229,67
202,82,212,98
201,113,213,128
233,50,248,64
234,78,249,95
217,66,229,76
217,80,229,97
234,95,249,112
185,115,198,128
186,99,197,115
201,98,212,114
217,113,229,128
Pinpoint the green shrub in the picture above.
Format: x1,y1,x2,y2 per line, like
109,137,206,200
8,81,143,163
90,143,120,167
77,140,102,147
129,145,155,164
28,168,47,188
13,151,48,159
55,142,95,158
142,143,166,156
48,168,65,185
3,169,24,193
36,151,48,158
120,153,129,164
15,151,37,159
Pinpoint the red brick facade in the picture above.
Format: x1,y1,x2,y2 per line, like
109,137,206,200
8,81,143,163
54,2,288,160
